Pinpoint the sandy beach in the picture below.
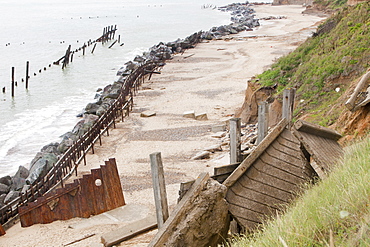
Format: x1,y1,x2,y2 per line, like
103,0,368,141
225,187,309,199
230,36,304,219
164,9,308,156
1,4,326,247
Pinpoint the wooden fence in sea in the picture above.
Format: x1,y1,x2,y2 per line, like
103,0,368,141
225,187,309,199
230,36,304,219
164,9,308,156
0,61,158,228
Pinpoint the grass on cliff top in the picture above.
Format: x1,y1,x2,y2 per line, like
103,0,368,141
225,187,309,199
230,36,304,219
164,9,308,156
226,137,370,247
257,2,370,126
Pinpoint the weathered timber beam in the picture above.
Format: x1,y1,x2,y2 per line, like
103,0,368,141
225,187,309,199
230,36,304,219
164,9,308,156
345,69,370,111
294,119,342,141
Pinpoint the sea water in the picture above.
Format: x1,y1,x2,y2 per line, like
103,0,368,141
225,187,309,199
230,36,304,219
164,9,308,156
0,0,269,177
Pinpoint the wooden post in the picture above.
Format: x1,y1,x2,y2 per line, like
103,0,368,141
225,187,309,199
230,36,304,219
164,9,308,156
257,101,269,144
150,152,169,229
26,61,29,89
118,35,120,43
91,43,97,54
282,88,296,126
2,87,5,93
229,118,241,164
11,67,15,97
108,40,117,49
83,43,86,56
70,52,74,63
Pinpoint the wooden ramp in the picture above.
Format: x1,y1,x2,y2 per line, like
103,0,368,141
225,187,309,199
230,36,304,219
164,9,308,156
18,158,125,227
223,119,316,230
292,120,344,178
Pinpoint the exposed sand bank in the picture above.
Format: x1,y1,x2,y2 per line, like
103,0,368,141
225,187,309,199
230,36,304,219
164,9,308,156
1,4,327,247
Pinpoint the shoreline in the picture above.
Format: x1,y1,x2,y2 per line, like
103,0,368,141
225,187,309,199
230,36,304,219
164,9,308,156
0,4,327,247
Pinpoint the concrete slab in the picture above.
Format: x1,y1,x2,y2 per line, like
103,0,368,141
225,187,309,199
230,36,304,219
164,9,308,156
69,204,152,230
101,214,157,247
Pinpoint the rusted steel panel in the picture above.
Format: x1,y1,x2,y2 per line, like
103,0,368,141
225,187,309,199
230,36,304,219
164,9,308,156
91,168,107,214
19,158,125,227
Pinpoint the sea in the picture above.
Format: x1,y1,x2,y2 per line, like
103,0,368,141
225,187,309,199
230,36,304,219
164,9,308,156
0,0,270,177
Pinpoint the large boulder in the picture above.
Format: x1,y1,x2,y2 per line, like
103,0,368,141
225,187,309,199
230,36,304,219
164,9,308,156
0,176,12,186
26,153,58,185
14,166,29,179
149,175,230,247
0,183,10,195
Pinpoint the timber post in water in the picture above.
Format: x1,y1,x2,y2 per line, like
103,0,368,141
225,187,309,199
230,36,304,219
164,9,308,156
26,61,29,89
11,67,15,97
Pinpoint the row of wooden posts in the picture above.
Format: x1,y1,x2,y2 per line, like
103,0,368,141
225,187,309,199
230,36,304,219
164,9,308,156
0,61,158,229
2,25,119,97
151,88,297,229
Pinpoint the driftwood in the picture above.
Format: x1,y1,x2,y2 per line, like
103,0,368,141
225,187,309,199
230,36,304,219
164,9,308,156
345,69,370,111
63,233,96,246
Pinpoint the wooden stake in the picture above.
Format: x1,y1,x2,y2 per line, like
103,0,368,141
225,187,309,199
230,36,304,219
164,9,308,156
229,118,241,164
91,43,97,54
26,61,29,89
282,88,296,127
257,101,269,144
108,40,117,49
150,152,169,229
11,67,15,97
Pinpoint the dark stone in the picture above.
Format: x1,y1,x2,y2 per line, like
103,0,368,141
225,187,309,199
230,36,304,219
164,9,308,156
0,183,10,195
0,176,12,186
0,194,6,207
84,102,100,115
14,166,29,179
26,153,58,185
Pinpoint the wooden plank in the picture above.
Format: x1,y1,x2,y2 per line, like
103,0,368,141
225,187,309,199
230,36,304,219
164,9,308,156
228,204,265,224
292,128,344,178
294,120,342,141
229,179,289,206
226,188,280,215
271,138,303,158
101,214,157,247
275,133,301,152
259,153,307,178
214,163,239,176
238,172,295,202
265,146,304,167
223,118,288,188
254,157,307,183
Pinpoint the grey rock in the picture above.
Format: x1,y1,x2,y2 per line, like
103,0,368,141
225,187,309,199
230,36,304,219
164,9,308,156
26,153,58,185
4,191,20,204
10,177,26,191
13,166,30,186
0,183,10,195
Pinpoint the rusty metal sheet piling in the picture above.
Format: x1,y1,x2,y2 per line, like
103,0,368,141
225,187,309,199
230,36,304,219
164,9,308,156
18,158,125,227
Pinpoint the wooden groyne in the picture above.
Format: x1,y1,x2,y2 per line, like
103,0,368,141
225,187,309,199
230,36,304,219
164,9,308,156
0,61,158,229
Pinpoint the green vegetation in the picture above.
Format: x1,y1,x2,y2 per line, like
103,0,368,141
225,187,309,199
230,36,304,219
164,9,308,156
226,137,370,246
257,2,370,126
